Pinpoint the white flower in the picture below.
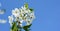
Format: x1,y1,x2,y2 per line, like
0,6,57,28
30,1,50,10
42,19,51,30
21,6,26,10
24,12,35,25
30,12,35,19
20,20,23,27
25,18,32,25
12,8,20,17
8,15,14,26
21,6,29,13
25,9,30,13
26,20,31,25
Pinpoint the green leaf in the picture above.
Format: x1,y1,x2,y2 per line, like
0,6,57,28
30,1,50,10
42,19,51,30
11,22,18,31
25,3,28,9
23,24,32,31
29,8,33,12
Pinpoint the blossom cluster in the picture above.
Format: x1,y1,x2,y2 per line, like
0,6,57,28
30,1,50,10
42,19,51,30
8,4,35,28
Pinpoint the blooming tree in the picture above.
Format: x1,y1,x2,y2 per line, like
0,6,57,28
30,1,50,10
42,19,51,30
8,3,35,31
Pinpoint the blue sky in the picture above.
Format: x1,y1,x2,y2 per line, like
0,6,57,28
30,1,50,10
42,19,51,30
0,0,60,31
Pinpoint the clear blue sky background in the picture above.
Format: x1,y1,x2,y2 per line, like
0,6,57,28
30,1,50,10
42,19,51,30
0,0,60,31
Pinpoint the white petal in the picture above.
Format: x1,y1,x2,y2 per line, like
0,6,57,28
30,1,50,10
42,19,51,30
20,24,22,27
8,15,14,23
15,8,19,10
12,8,20,17
20,20,23,23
